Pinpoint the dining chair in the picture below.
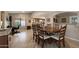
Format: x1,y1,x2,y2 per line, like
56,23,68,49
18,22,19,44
37,28,52,48
32,24,38,42
51,24,67,48
36,24,42,44
33,24,42,43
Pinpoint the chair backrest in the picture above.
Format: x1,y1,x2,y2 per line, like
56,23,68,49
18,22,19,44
37,24,45,39
59,24,67,40
32,24,43,36
32,24,37,36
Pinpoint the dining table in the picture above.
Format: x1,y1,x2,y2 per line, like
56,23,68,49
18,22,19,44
39,27,60,48
40,27,60,34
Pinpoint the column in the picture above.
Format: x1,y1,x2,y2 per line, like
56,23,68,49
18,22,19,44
0,11,1,28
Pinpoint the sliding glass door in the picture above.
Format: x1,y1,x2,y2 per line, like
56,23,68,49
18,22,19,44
15,19,25,27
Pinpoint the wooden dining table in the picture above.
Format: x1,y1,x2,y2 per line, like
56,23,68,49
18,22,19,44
41,27,60,33
39,27,60,48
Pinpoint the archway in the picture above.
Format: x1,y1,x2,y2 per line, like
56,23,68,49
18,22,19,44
53,12,78,24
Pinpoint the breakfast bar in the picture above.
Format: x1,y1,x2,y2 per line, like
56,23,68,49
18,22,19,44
0,28,11,48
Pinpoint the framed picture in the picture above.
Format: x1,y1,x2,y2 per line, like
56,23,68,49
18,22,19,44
61,18,66,23
53,18,58,23
47,18,50,22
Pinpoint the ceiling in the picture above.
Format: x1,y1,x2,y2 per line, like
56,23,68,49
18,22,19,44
8,11,79,18
8,11,34,13
8,11,78,14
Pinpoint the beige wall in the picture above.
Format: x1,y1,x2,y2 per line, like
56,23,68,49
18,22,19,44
56,12,78,23
56,16,69,23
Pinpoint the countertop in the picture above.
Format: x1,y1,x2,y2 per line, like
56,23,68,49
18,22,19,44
0,28,11,36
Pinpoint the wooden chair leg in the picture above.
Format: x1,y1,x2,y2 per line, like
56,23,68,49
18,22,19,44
33,36,34,40
42,40,45,48
62,40,65,47
37,38,39,44
57,41,61,48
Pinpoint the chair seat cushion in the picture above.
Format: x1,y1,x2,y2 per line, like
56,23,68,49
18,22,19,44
50,35,59,40
39,35,51,40
50,34,64,40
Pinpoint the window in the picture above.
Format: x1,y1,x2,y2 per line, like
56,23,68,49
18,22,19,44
21,20,25,27
15,18,25,27
15,20,21,27
70,16,78,24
